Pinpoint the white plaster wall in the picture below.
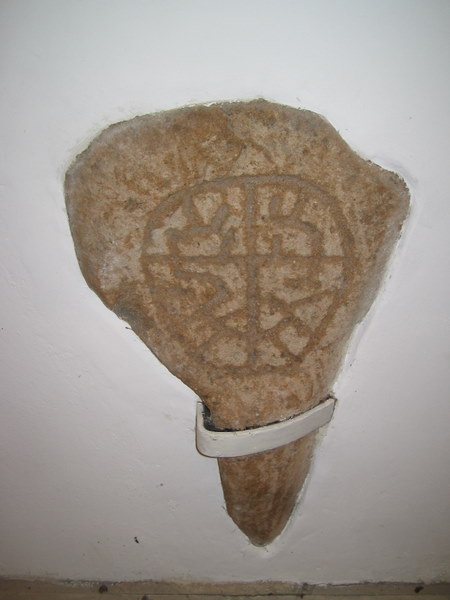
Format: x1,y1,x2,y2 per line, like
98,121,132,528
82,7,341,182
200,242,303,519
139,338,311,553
1,0,449,584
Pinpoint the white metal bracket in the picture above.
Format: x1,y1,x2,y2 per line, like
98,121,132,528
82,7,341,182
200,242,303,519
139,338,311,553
196,397,336,458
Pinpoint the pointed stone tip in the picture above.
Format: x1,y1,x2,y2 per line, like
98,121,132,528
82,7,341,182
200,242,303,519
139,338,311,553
245,529,280,547
218,434,316,546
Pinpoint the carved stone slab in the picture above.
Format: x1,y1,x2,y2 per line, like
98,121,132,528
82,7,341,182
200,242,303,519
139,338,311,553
65,101,409,545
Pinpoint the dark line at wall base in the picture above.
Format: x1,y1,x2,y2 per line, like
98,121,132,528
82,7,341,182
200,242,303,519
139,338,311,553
0,578,449,599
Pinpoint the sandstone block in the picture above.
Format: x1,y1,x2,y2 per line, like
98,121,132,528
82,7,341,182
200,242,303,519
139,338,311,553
65,101,409,545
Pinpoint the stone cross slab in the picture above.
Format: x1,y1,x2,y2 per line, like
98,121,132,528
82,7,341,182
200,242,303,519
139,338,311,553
65,101,409,545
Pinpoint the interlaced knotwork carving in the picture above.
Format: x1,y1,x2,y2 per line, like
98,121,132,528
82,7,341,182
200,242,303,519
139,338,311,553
141,175,354,374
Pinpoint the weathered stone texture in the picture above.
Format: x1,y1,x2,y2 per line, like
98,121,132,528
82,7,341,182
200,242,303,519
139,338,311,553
65,101,409,545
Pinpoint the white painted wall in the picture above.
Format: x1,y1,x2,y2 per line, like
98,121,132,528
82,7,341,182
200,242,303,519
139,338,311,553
1,0,449,584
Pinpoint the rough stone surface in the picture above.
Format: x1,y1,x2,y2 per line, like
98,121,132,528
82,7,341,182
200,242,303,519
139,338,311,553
65,101,409,545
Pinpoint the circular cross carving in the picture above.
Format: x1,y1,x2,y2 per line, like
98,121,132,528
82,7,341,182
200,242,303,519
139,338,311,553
141,175,354,374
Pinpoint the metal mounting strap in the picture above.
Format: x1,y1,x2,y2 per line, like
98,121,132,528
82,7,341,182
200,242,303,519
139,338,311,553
196,397,335,458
